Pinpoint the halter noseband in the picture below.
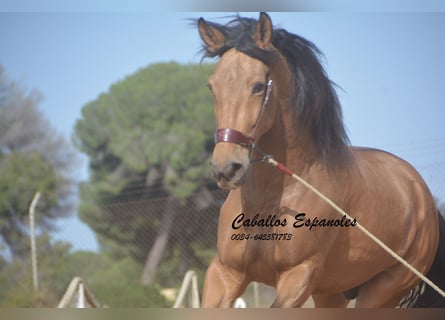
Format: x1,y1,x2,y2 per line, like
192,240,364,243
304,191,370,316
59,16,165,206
214,79,273,150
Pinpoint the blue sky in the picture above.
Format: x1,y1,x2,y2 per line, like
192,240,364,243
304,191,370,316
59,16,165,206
1,11,445,252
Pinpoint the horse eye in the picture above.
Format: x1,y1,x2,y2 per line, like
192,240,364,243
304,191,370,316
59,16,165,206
252,82,266,95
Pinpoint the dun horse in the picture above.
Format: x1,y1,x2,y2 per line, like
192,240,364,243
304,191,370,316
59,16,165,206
197,12,445,307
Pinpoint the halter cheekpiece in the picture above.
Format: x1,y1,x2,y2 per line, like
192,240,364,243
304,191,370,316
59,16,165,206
214,79,273,151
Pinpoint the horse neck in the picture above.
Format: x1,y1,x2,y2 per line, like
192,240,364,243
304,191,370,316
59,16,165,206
240,96,313,214
240,53,317,214
265,54,316,174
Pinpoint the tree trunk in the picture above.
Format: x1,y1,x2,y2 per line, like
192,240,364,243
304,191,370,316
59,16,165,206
140,195,177,285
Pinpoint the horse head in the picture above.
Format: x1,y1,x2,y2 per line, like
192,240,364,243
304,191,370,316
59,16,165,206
198,13,285,189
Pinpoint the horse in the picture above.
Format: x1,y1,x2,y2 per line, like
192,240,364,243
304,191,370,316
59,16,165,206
196,12,444,308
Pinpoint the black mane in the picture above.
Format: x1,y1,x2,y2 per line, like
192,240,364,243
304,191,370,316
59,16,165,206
199,15,352,168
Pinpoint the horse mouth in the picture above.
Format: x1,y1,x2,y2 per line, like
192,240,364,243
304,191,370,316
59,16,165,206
216,172,246,190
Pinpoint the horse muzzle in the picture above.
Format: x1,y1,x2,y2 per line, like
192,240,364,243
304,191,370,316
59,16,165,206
211,129,252,189
210,160,247,189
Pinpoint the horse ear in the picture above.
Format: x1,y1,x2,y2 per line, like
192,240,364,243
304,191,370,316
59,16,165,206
254,12,273,49
198,18,226,53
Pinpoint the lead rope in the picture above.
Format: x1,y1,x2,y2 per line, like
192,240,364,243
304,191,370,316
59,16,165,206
262,156,445,300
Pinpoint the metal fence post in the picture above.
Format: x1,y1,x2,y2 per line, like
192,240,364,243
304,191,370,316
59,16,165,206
29,191,41,293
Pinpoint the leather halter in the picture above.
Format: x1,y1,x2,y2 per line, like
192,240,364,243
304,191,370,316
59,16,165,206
214,79,273,149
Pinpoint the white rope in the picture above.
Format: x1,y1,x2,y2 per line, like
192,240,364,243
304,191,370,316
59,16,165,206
266,157,445,299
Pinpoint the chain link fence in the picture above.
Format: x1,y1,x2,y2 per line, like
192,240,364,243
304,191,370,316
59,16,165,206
98,187,227,288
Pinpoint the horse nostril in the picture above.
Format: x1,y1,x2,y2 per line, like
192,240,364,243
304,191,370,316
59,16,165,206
222,162,243,180
210,161,243,182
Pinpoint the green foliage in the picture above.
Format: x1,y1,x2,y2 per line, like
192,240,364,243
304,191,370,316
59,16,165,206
0,152,58,213
62,253,169,307
0,234,168,307
92,283,169,308
74,62,215,199
0,233,73,307
74,62,219,273
156,244,214,289
0,280,50,307
0,153,59,256
0,65,77,259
